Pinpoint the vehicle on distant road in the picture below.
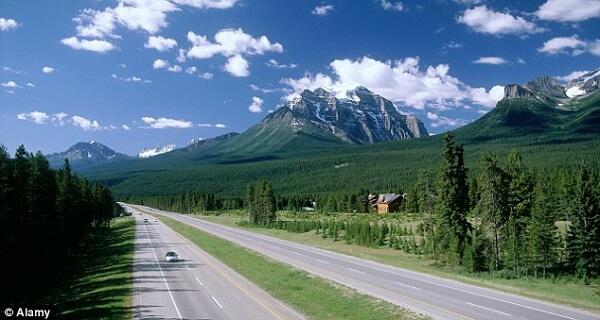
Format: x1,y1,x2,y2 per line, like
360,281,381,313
143,218,148,223
165,251,179,262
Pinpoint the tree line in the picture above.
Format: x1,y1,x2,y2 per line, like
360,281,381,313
0,145,116,301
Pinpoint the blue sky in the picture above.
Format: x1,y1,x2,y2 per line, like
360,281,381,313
1,0,599,155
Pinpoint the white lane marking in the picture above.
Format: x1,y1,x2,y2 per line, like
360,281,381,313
467,303,511,317
145,225,183,320
194,276,204,286
315,258,330,265
290,251,303,256
347,268,366,275
394,281,423,291
211,296,224,309
418,279,578,320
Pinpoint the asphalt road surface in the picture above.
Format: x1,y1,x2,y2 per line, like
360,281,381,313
126,205,304,320
129,204,600,320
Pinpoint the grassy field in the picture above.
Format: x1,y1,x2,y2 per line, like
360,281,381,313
198,213,600,313
48,217,135,320
157,215,429,320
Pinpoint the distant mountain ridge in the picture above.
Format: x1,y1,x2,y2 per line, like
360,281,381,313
46,141,130,169
138,144,176,158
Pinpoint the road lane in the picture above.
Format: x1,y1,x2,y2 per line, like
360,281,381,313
131,204,600,320
128,206,304,320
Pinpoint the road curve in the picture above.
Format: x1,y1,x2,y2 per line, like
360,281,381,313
130,204,600,320
127,205,304,320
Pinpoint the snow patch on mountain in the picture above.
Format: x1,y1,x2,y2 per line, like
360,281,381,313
138,144,176,158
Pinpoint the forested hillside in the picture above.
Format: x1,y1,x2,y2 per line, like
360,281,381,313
0,145,116,302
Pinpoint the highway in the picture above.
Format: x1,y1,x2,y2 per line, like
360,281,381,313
130,204,600,320
127,205,304,320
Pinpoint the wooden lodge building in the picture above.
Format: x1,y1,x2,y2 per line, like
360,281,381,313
369,193,404,214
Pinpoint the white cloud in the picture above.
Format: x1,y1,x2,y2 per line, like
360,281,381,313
122,124,131,130
61,37,115,53
141,116,193,129
1,81,19,88
176,48,187,63
171,0,239,9
197,123,212,127
537,35,588,55
113,73,151,83
72,115,101,131
555,70,590,82
215,123,226,128
517,57,526,64
312,4,334,16
185,66,197,74
198,72,213,79
426,112,468,128
3,66,22,74
473,56,507,65
250,84,282,93
0,18,18,31
282,56,504,110
153,58,169,69
248,96,264,113
224,55,249,77
42,66,54,74
17,111,50,124
145,35,177,51
377,0,403,12
536,0,600,22
266,59,297,69
186,28,282,76
458,5,544,36
26,82,35,87
52,112,68,126
167,64,182,72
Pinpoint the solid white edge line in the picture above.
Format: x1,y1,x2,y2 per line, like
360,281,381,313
467,302,511,317
211,296,224,309
194,276,204,286
347,267,366,275
145,223,183,320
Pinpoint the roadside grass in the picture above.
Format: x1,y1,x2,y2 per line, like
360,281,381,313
198,213,600,313
157,215,429,320
48,217,135,320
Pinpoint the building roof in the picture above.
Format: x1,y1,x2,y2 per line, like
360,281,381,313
377,193,402,204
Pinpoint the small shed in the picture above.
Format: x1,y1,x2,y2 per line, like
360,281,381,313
372,193,403,214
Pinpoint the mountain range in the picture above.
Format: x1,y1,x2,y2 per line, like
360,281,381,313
48,70,600,194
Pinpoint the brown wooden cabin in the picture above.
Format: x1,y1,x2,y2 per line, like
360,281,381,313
370,193,403,214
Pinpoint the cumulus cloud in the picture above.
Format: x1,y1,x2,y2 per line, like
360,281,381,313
141,116,193,129
17,111,50,124
458,5,544,36
426,112,468,128
377,0,403,12
122,124,131,130
215,123,226,128
145,35,177,51
65,0,238,53
26,82,35,87
61,37,115,53
224,55,249,77
248,96,264,113
555,70,590,82
72,115,101,131
0,18,18,31
42,66,54,74
112,73,152,83
312,4,334,16
537,35,599,56
266,59,297,69
167,64,182,72
153,58,169,69
185,28,282,76
198,72,213,79
473,56,507,65
536,0,600,22
1,81,19,88
282,56,504,110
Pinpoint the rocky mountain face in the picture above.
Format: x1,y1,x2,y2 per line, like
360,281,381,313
47,141,130,169
263,87,428,144
138,144,176,158
503,69,600,103
186,132,239,150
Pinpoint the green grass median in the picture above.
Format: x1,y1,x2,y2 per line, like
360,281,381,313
157,214,429,320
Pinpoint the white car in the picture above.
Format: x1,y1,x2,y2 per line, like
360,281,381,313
165,251,179,262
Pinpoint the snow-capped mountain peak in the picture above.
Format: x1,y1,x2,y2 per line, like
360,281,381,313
138,144,176,158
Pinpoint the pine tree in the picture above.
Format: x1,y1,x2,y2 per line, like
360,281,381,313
528,179,557,278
